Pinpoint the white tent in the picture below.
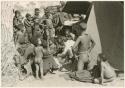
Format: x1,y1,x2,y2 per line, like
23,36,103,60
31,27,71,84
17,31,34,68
63,1,124,71
93,2,124,71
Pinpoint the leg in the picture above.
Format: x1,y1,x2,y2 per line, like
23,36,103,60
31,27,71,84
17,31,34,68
77,53,89,71
17,64,25,81
39,61,43,79
77,58,84,71
24,61,32,77
67,48,73,58
17,64,22,80
35,64,39,79
103,77,115,83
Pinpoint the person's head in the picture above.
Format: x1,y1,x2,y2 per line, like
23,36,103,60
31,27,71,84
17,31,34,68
34,8,40,16
25,13,32,21
98,53,108,62
80,22,87,35
15,10,20,18
18,15,23,22
57,6,62,12
60,1,66,7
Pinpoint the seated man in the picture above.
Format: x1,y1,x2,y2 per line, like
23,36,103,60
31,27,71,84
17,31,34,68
93,53,116,85
57,36,75,71
13,44,34,81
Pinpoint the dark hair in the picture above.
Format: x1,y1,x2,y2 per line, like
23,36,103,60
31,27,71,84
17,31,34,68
99,53,107,62
15,10,20,15
25,13,31,18
35,8,40,11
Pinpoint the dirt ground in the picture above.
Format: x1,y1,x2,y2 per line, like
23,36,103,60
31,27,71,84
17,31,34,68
11,71,124,87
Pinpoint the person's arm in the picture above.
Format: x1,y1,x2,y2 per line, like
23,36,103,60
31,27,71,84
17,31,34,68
13,18,20,31
72,36,81,52
89,36,96,53
100,62,104,85
13,18,19,27
15,32,19,44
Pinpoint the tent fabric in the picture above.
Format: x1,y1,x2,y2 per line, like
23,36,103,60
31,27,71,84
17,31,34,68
86,5,102,70
62,1,91,14
94,2,124,71
63,1,124,71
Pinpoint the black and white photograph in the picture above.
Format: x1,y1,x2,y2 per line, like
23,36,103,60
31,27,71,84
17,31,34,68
1,1,124,87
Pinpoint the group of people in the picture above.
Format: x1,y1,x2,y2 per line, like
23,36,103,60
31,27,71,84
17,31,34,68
13,4,117,85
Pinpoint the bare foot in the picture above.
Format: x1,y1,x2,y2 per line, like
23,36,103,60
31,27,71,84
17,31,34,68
19,76,25,81
40,77,44,80
35,76,39,80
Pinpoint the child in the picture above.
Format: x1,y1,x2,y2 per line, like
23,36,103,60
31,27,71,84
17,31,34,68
34,38,43,79
93,53,116,85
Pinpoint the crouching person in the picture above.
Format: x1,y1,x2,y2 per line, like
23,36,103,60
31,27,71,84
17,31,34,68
13,52,32,81
34,38,44,79
57,36,75,71
42,40,58,75
93,53,116,85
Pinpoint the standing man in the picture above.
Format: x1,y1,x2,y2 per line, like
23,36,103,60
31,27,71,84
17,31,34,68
24,13,33,42
44,11,55,40
72,27,95,71
13,10,22,45
32,17,43,46
33,8,41,20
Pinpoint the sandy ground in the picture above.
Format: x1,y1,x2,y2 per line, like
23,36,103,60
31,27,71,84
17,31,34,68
13,71,124,87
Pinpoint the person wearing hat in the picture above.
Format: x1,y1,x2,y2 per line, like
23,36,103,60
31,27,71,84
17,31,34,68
72,24,95,72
